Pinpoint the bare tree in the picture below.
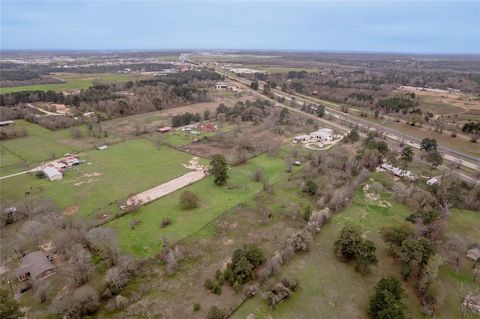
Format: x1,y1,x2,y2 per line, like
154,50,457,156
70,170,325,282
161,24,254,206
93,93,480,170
86,227,119,266
106,267,128,291
65,244,94,287
442,234,467,271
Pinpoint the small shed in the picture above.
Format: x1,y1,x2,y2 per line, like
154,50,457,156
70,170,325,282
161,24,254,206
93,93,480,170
0,120,14,126
42,167,63,181
466,247,480,261
293,135,310,143
15,251,56,281
157,126,172,133
426,177,439,186
215,82,228,90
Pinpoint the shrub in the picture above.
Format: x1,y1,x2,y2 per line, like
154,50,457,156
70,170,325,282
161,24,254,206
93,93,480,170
193,303,201,312
35,170,45,179
302,179,317,195
160,217,172,228
251,169,264,182
263,277,298,309
206,306,224,319
179,190,199,209
224,245,265,286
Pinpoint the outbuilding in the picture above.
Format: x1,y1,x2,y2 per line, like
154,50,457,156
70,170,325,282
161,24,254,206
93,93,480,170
157,126,172,133
15,251,56,281
293,135,310,143
466,247,480,261
42,167,63,181
215,82,228,90
0,120,14,126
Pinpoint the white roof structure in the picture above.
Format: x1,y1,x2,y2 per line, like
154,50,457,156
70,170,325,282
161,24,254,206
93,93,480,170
294,135,310,141
310,128,333,141
426,177,439,186
0,120,15,126
466,247,480,261
380,163,416,180
42,167,63,181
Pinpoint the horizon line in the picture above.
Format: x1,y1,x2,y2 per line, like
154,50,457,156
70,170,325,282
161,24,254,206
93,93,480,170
1,48,479,57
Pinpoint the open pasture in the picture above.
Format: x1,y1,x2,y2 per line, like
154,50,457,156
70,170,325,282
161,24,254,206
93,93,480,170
0,120,117,176
1,139,195,220
0,73,141,94
107,154,288,257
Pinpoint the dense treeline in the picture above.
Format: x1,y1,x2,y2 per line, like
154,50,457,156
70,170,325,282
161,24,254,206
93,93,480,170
0,70,219,130
215,99,272,124
50,63,173,74
172,112,201,127
376,95,419,113
0,70,41,81
462,121,480,134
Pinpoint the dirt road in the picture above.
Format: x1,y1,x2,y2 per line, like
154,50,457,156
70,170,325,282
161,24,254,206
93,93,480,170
126,170,206,206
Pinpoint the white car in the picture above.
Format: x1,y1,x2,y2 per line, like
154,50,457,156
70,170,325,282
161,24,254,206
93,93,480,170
97,145,108,150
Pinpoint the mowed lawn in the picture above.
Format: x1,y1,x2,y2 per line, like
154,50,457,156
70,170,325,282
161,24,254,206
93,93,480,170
107,154,287,258
0,73,139,94
1,139,194,218
233,183,424,319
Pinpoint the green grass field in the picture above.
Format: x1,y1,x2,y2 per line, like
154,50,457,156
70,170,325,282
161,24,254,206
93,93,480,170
161,130,214,148
107,154,288,257
1,139,195,219
0,120,112,176
0,73,139,93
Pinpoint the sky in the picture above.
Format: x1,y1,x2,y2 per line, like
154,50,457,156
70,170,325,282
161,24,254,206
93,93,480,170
1,0,479,54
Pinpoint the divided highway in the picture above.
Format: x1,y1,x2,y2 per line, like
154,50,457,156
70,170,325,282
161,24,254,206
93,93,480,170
219,70,479,173
211,69,479,184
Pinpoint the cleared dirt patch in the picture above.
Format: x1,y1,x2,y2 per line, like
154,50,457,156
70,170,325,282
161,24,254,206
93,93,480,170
63,205,79,215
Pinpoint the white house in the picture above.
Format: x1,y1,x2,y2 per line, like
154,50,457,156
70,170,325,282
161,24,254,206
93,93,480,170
426,177,439,186
293,135,310,143
215,82,228,90
42,167,63,181
310,128,333,142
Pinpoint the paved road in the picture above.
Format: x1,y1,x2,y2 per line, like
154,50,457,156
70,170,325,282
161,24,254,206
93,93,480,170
220,70,479,172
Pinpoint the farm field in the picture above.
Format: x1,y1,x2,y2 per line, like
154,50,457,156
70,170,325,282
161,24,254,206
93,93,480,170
0,73,141,93
1,139,195,219
107,153,288,257
233,177,480,319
